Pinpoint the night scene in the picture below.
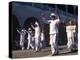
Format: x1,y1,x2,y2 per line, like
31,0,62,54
9,1,78,58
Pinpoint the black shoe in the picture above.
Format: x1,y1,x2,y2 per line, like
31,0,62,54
71,48,78,52
52,54,55,56
52,52,59,56
52,54,58,56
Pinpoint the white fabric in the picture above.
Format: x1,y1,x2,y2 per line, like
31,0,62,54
34,24,40,51
20,35,24,46
67,33,74,49
35,37,40,51
66,25,76,33
27,31,32,40
19,30,27,49
50,13,56,16
50,34,58,54
40,32,45,48
27,31,34,49
66,25,76,49
48,18,60,54
41,32,44,41
35,26,40,38
48,19,60,34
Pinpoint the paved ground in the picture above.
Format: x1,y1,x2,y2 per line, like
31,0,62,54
12,45,78,59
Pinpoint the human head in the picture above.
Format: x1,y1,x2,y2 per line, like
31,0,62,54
35,21,39,27
50,13,57,20
21,28,26,32
28,28,32,31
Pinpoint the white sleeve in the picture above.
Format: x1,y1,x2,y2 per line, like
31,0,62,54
55,19,60,24
17,30,21,34
57,19,60,22
48,20,51,23
73,25,76,32
66,26,68,32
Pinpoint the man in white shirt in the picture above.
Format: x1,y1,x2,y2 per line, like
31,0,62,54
31,21,41,52
66,21,76,51
16,28,27,50
40,30,45,48
27,28,34,50
48,13,60,55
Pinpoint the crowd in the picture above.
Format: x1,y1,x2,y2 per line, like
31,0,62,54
16,13,77,56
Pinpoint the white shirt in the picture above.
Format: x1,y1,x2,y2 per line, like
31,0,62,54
35,26,40,38
20,30,26,40
27,31,32,40
41,32,44,41
48,19,60,34
66,25,76,37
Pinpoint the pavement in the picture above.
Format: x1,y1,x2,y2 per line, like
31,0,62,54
12,45,78,58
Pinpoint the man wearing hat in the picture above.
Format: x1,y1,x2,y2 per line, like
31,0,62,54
48,13,60,55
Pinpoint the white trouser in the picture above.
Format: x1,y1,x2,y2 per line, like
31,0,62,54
27,39,34,49
40,41,42,48
50,34,58,54
35,37,40,51
40,40,45,48
20,39,24,50
67,33,74,49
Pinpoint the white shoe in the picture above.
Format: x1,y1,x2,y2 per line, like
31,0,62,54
27,48,29,50
22,47,24,50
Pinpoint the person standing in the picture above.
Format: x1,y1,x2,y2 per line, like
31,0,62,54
31,21,41,52
48,13,60,55
40,29,45,48
66,20,76,51
27,28,34,50
16,28,27,50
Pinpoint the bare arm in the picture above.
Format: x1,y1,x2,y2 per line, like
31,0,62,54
16,28,21,34
25,30,28,33
48,20,51,23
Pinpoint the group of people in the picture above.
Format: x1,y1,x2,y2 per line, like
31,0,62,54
16,21,45,52
16,13,77,56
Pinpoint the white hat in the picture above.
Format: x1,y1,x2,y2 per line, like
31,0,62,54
50,13,56,17
35,21,39,25
21,29,25,31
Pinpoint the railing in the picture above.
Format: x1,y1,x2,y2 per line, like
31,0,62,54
15,3,78,21
31,4,78,20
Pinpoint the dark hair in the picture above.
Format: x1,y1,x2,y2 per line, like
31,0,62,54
67,20,75,26
51,15,57,20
